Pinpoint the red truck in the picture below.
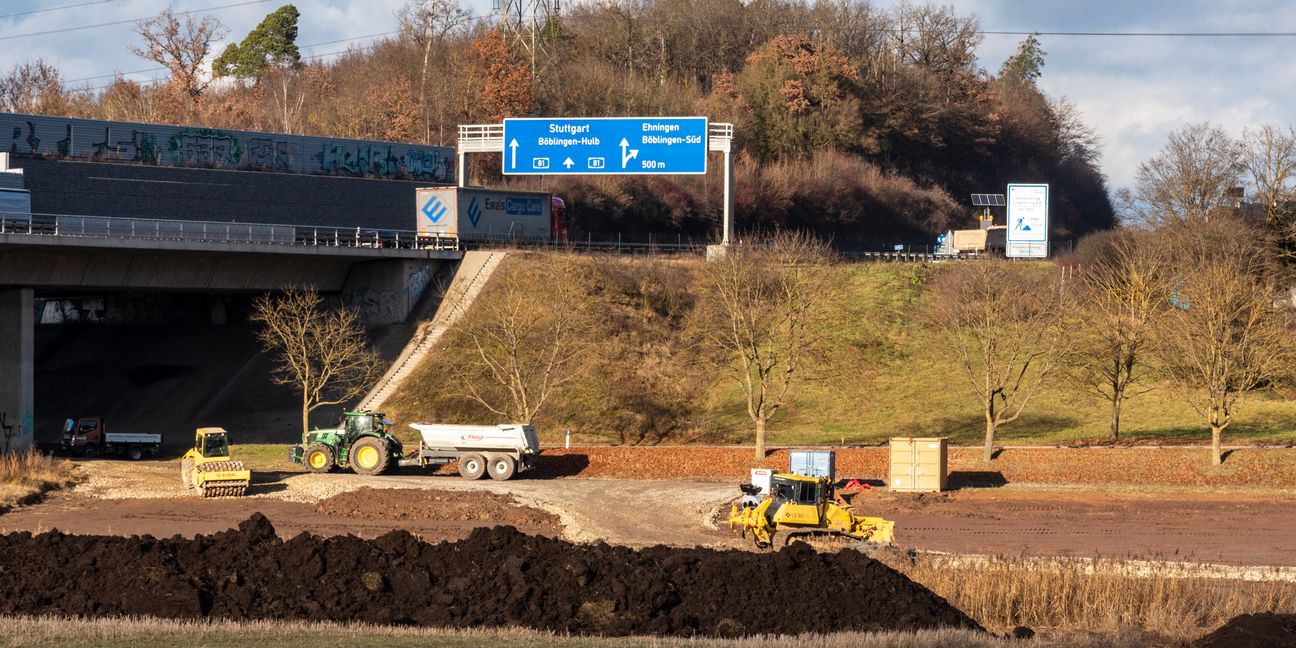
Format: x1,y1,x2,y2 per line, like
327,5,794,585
60,417,162,460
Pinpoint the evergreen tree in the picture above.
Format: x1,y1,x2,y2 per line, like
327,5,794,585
1000,33,1045,85
213,4,301,81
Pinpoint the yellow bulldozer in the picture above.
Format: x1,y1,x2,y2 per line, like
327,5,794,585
728,471,894,549
180,427,251,497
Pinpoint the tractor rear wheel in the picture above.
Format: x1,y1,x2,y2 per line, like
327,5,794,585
127,446,144,461
350,437,389,476
458,453,486,480
304,444,334,473
180,458,194,489
487,454,516,481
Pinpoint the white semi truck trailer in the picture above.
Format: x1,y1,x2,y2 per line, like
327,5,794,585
415,186,567,243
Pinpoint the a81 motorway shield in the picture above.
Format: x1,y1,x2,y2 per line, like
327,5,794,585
502,117,708,175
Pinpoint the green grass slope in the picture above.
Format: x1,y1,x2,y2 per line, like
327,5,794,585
384,253,1296,447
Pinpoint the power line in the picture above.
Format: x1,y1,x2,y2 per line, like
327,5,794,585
0,0,121,20
979,29,1296,37
77,37,400,92
0,0,272,41
64,30,404,85
980,30,1296,37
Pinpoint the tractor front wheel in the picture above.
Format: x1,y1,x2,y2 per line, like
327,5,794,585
350,437,389,476
304,445,335,473
458,453,486,480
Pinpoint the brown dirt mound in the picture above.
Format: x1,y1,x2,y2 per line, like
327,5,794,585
314,487,560,531
1193,613,1296,648
0,514,980,636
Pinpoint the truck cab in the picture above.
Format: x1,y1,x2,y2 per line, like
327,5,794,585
61,417,105,453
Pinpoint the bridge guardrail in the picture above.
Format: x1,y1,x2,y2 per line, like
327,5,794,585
0,212,460,252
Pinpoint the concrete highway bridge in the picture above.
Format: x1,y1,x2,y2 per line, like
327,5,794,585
0,211,463,449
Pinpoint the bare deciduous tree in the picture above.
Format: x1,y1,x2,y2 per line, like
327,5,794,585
397,0,473,143
1153,228,1293,465
452,258,592,424
1125,122,1242,227
699,233,837,460
251,287,385,440
131,9,226,106
0,59,69,115
1240,124,1296,253
929,261,1069,462
1069,231,1169,440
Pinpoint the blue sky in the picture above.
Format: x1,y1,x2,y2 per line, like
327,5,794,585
3,0,1295,191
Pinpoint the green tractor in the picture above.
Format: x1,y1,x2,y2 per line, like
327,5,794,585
289,410,403,476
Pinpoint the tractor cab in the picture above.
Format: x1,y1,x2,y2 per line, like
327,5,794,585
194,427,232,460
342,411,390,439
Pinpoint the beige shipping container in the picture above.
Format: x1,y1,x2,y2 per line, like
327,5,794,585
889,437,948,492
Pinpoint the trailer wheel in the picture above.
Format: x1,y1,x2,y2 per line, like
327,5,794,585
350,437,389,476
303,445,334,473
458,453,486,480
487,455,516,481
127,446,144,461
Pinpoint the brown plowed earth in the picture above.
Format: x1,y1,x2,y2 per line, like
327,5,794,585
1192,613,1296,648
314,486,561,530
0,514,982,637
0,488,562,542
849,488,1296,566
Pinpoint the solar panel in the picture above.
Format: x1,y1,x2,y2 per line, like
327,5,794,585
971,193,1006,207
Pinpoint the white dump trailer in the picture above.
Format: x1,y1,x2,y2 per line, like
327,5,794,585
400,423,541,480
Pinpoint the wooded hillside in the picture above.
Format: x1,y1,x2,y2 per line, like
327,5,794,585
2,1,1115,246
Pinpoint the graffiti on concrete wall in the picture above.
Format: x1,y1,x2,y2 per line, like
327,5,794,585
346,286,402,324
1,112,454,182
406,264,433,306
346,264,435,325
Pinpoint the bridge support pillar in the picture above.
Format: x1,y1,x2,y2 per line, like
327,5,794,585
342,260,443,326
0,288,33,449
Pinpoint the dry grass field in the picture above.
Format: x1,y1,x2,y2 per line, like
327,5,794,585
0,615,1169,648
875,551,1296,639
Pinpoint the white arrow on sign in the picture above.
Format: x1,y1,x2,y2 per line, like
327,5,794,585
619,138,638,169
563,157,575,169
509,139,519,168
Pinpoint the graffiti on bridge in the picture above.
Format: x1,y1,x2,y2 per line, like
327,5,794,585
1,112,454,181
169,128,243,167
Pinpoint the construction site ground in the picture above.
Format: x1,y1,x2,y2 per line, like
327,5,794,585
3,459,1295,569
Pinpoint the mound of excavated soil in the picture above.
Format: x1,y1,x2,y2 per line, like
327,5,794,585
314,487,560,531
1193,613,1296,648
0,514,979,636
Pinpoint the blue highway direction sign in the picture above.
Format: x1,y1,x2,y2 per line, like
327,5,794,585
502,117,708,175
